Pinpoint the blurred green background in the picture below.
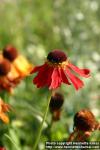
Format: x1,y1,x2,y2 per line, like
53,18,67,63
0,0,100,150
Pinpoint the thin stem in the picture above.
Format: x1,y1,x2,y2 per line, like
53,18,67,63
67,129,77,142
33,92,52,150
47,117,54,141
49,118,54,141
67,131,76,142
75,132,83,141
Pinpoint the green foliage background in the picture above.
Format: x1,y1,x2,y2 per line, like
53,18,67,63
0,0,100,149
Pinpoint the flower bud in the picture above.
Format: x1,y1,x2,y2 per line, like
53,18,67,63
49,92,64,112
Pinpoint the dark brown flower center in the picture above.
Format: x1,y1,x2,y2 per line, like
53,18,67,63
0,59,11,76
47,50,67,63
3,45,18,62
49,93,64,112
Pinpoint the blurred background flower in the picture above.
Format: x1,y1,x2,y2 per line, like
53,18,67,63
0,98,11,124
0,0,99,149
0,45,33,94
67,109,100,141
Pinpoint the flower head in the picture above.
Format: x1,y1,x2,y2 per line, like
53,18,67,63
67,109,99,142
0,98,11,124
49,92,64,112
3,45,33,78
74,109,97,131
0,45,33,93
49,92,64,121
31,50,90,90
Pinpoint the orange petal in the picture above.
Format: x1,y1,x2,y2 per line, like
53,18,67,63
13,55,33,77
7,64,19,80
0,113,9,123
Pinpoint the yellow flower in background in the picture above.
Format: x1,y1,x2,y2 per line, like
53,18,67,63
3,45,33,78
0,45,33,93
0,53,20,93
0,98,11,124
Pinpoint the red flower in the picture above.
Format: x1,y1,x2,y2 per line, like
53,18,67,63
31,50,90,90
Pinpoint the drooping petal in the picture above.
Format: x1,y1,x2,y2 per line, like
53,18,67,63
58,68,71,85
46,67,54,87
33,63,49,88
68,63,90,78
66,68,84,90
31,63,47,74
33,63,54,88
49,67,62,89
37,66,54,88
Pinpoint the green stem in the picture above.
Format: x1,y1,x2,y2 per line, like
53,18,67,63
33,92,52,150
4,134,20,150
47,117,54,141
